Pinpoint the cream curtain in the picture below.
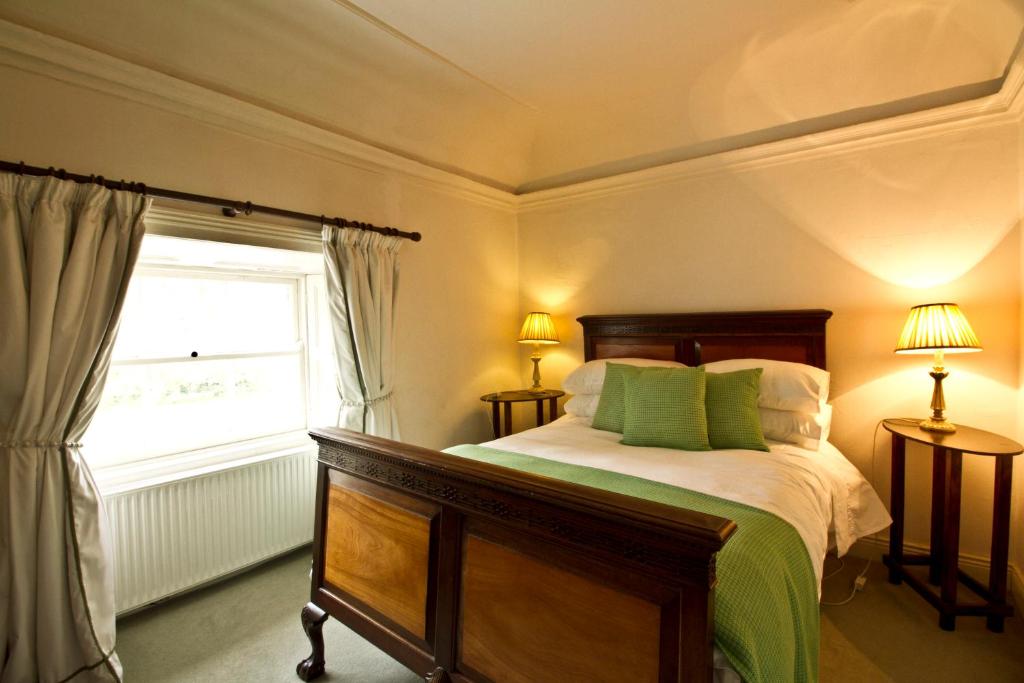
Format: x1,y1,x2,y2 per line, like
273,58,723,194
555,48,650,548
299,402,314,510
0,173,148,682
322,226,402,439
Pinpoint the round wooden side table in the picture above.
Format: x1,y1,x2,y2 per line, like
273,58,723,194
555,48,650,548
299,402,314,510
881,418,1023,632
480,389,565,439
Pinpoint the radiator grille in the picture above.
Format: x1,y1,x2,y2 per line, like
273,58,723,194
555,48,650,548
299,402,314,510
104,450,316,613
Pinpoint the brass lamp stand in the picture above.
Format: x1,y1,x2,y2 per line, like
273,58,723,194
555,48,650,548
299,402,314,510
921,350,954,433
528,344,544,391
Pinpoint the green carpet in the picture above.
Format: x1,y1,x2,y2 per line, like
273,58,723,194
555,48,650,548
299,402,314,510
117,549,1024,682
117,550,419,683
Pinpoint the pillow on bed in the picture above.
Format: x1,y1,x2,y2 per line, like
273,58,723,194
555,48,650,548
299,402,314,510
702,359,829,413
705,369,769,451
564,393,600,419
563,357,685,396
621,366,710,451
760,404,832,450
591,363,639,432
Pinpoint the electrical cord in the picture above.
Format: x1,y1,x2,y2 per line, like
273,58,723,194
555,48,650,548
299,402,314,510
822,557,872,606
822,557,845,581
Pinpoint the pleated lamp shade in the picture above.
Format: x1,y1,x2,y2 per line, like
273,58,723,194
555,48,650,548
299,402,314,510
894,303,981,354
517,312,559,344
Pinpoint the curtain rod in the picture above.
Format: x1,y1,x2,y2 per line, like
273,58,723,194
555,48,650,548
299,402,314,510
0,159,422,242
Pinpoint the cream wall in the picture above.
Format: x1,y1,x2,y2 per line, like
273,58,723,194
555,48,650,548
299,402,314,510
0,65,520,450
518,121,1023,567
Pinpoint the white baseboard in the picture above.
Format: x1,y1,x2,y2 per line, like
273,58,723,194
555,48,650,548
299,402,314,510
848,535,1021,607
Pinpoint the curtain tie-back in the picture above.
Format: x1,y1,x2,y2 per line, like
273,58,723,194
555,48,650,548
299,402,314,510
0,440,83,448
339,390,393,408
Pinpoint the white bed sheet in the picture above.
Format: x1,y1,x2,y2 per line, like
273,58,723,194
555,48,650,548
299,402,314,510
481,415,891,683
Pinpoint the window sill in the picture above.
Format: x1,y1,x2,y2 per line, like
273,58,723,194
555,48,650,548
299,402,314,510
93,431,318,497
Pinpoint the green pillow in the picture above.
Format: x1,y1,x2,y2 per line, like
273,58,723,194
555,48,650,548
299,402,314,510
704,368,769,451
591,363,639,433
621,366,711,451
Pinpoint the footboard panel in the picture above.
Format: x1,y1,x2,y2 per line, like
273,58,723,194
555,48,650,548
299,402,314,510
459,529,664,683
301,427,736,683
323,471,437,644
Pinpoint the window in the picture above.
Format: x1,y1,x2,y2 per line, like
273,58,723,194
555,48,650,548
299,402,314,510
85,233,336,484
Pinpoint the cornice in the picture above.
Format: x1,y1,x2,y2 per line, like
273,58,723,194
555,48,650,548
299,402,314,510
517,48,1024,212
0,19,519,212
2,18,1022,215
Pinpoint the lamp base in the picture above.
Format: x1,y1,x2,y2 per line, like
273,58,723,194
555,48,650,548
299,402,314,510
528,352,544,392
920,364,955,433
919,417,957,433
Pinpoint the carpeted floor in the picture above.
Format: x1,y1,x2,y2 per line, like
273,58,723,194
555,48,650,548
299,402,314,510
117,549,1024,682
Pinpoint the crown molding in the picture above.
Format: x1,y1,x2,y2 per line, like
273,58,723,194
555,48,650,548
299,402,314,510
2,18,1022,216
0,19,519,212
518,49,1024,212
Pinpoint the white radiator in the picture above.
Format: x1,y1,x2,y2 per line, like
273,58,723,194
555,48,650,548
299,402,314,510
104,450,317,614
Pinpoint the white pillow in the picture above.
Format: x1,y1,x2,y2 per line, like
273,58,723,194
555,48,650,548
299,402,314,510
562,358,686,396
702,358,829,413
760,405,832,451
564,393,601,419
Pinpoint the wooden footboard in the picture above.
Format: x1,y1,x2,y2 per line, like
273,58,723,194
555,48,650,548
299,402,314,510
297,427,736,683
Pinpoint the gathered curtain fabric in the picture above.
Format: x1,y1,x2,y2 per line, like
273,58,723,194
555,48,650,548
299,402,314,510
0,173,148,682
322,226,402,439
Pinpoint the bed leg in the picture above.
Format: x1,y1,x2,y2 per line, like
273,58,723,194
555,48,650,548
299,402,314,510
425,666,450,682
296,602,328,681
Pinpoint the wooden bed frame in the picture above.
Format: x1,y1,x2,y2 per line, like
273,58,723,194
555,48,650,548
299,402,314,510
297,309,832,683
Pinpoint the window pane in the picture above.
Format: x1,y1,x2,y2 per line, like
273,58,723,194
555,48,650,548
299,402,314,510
85,355,306,468
113,271,299,360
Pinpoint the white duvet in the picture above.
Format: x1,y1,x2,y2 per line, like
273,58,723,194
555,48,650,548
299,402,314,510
482,416,890,682
484,415,890,588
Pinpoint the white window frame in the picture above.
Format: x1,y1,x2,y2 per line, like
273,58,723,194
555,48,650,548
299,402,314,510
90,215,334,495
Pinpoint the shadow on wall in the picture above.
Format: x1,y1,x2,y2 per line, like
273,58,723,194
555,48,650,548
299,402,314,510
734,137,1021,290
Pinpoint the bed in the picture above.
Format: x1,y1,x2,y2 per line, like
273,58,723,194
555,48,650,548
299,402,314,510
296,309,889,682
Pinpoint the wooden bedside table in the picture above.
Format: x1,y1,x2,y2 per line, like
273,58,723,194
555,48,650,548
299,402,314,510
480,389,565,439
882,418,1023,632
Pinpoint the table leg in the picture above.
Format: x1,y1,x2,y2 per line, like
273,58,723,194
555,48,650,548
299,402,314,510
535,399,544,427
987,454,1013,633
939,450,962,631
503,402,512,438
929,447,947,586
888,434,905,585
548,397,557,423
491,402,501,439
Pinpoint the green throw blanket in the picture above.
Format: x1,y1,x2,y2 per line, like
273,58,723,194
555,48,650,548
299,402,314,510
444,444,818,683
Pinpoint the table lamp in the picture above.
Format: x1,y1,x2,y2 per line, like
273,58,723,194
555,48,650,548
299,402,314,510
894,303,981,433
518,312,559,391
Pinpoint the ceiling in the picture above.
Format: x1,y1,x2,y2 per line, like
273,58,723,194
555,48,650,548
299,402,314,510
1,0,1022,193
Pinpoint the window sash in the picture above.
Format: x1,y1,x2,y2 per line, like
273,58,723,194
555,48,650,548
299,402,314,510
111,264,304,361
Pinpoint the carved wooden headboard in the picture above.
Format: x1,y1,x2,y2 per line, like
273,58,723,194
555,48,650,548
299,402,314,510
578,310,833,370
